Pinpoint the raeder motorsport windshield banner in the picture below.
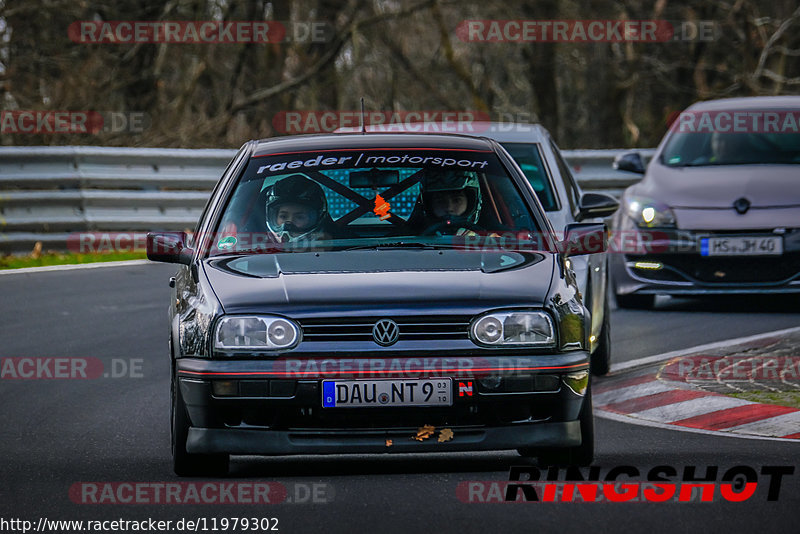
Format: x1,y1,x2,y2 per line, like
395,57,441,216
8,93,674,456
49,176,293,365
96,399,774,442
248,148,504,179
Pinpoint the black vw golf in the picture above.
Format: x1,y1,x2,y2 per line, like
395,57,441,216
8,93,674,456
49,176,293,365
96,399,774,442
147,133,607,476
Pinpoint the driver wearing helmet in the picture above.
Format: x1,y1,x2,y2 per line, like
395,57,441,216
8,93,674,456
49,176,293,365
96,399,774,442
419,169,483,235
265,174,334,243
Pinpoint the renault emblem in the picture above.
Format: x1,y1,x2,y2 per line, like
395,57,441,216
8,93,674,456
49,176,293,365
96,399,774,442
733,197,750,214
373,319,399,346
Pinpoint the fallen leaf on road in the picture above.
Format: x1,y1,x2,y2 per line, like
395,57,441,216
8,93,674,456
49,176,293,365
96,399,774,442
438,428,454,442
414,424,436,441
385,439,393,447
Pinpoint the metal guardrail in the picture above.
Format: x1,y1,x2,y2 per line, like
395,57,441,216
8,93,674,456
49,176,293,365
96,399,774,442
0,146,654,253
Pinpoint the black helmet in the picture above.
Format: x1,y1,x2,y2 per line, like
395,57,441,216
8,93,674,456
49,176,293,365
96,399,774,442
421,169,482,225
264,174,329,242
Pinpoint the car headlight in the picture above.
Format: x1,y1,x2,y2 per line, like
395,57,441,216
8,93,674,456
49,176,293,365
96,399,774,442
624,195,676,228
471,311,555,347
214,316,300,350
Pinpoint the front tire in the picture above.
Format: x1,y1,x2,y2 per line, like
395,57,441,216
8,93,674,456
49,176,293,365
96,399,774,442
590,299,611,376
171,369,229,477
518,381,594,466
615,292,655,309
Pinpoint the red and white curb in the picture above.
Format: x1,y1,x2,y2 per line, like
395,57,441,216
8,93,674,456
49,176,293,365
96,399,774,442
594,327,800,442
595,373,800,440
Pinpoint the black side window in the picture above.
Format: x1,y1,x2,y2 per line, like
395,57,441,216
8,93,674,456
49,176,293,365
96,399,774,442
550,140,581,215
500,142,559,211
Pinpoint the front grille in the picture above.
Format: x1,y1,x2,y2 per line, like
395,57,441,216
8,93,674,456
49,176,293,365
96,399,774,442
628,253,800,284
299,315,471,342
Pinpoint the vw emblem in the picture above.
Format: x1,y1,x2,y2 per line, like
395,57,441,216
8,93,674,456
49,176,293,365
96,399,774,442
373,319,399,346
733,197,751,214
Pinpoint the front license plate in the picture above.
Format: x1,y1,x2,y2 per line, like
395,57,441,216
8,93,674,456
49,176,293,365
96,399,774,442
699,236,783,256
322,379,452,408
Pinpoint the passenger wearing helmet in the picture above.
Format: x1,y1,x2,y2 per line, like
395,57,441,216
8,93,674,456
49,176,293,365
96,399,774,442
265,174,334,243
418,169,483,235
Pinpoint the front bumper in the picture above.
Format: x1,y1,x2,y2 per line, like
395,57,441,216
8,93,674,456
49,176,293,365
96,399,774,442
186,422,581,455
610,227,800,296
177,352,589,455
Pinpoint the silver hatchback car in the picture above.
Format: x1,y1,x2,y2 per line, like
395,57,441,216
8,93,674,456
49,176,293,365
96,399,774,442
466,123,619,375
611,96,800,308
338,122,619,374
336,122,619,374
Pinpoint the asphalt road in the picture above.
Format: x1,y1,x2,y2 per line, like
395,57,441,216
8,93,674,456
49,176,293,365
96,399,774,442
0,263,798,533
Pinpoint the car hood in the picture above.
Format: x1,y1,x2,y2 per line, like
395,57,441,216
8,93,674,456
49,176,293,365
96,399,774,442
640,162,800,209
203,250,555,314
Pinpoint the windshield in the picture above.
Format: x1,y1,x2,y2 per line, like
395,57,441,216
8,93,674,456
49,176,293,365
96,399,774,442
661,131,800,167
498,142,559,211
206,147,545,255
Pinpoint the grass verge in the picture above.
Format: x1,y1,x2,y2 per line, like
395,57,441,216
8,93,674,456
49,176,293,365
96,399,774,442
728,391,800,410
0,251,147,270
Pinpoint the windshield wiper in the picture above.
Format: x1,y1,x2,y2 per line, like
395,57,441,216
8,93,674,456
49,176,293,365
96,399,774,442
209,246,285,257
340,241,459,251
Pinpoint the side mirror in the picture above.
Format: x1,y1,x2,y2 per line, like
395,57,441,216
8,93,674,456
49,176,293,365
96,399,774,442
577,192,619,221
613,151,645,174
560,223,607,256
147,232,194,265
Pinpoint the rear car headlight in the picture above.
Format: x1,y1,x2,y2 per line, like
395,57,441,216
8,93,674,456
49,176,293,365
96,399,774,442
624,195,676,228
214,316,300,350
471,311,555,347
